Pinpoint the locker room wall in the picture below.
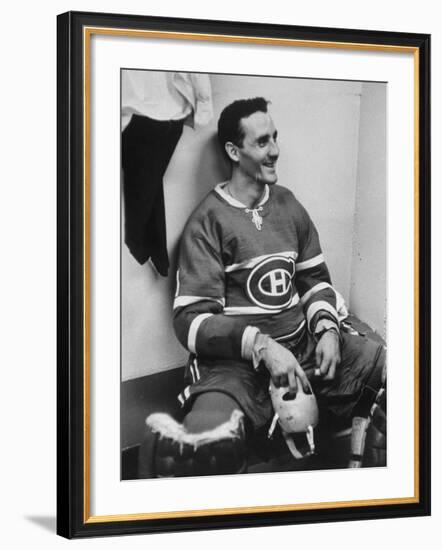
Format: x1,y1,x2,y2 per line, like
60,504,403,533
350,82,387,339
121,74,386,380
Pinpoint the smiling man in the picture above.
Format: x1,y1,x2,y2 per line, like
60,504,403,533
139,97,386,478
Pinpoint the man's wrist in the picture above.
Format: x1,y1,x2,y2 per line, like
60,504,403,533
250,332,271,371
314,318,341,343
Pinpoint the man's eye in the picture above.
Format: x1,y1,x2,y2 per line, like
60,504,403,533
258,141,267,147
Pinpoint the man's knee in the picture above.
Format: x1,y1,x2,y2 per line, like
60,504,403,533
138,393,247,478
183,392,241,432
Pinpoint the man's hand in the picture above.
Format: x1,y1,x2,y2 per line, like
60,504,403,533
315,329,341,381
253,335,309,394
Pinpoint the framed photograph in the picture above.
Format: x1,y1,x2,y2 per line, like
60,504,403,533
57,11,431,538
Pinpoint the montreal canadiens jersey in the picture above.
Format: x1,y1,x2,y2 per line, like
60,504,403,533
173,182,341,361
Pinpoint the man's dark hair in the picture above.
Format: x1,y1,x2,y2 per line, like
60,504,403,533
217,97,269,158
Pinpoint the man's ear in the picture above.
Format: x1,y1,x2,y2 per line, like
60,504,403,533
225,141,240,163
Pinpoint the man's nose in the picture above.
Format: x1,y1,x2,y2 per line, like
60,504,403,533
269,139,279,158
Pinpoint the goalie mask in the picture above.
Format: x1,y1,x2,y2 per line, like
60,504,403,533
268,378,319,459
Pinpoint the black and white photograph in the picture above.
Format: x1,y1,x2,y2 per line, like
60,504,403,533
1,0,438,545
54,8,430,540
120,69,387,480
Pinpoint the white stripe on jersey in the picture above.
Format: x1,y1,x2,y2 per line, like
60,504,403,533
193,358,200,380
225,250,298,273
187,313,213,353
178,385,192,407
306,301,338,329
175,269,180,298
189,363,196,383
174,295,225,310
300,282,333,304
274,320,306,342
224,293,300,315
296,253,325,272
189,358,201,382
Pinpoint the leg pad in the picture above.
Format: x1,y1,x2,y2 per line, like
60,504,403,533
144,410,247,477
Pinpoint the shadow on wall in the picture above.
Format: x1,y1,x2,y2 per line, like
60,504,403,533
165,129,230,262
166,130,229,258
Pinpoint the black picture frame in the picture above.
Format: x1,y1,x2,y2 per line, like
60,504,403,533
57,10,431,539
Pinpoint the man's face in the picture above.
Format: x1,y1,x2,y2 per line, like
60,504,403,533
236,111,280,185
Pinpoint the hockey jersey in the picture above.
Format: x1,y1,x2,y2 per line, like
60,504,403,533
173,182,342,361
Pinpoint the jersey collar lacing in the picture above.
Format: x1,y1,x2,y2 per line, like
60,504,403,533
214,182,270,231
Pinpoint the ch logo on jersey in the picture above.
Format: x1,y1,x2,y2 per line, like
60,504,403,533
246,256,296,309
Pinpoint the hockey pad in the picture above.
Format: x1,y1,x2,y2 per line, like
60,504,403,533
363,391,387,467
348,416,370,468
348,386,387,468
145,409,247,477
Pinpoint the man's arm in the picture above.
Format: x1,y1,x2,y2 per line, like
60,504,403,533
173,298,257,360
293,198,341,378
173,226,258,361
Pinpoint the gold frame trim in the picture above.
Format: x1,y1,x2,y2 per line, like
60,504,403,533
82,27,420,524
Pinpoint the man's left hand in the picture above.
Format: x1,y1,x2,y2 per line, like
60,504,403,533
315,330,341,381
